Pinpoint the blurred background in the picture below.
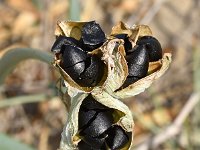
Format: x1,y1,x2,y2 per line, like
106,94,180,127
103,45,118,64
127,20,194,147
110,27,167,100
0,0,200,149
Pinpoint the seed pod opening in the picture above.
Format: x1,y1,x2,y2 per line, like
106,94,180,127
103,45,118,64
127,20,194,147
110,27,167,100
76,94,132,150
108,22,171,98
52,21,109,91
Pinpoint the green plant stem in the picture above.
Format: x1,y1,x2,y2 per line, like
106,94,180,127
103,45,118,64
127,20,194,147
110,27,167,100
193,47,200,92
0,48,54,85
0,94,51,108
69,0,80,21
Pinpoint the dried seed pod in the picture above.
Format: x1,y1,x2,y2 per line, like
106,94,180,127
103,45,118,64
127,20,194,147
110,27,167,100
52,21,110,92
108,22,172,98
51,21,172,150
78,95,131,149
114,53,171,99
59,91,133,150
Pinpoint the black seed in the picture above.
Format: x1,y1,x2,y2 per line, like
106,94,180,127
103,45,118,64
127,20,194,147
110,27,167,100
63,61,85,80
137,36,162,61
81,21,106,51
51,35,79,53
126,45,149,77
61,44,88,68
106,126,129,150
78,109,96,130
114,34,132,52
119,45,149,89
80,110,113,138
78,55,105,87
80,38,104,52
121,76,140,88
80,95,108,110
78,140,95,150
81,134,107,149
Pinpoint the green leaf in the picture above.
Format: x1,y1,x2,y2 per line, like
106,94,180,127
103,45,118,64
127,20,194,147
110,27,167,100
0,133,35,150
0,48,54,85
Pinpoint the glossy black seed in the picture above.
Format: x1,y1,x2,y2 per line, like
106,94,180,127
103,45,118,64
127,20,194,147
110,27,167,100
78,140,95,150
106,126,129,150
61,44,87,68
51,35,79,53
114,34,132,52
78,55,105,87
80,95,108,110
80,110,113,138
137,36,162,61
121,76,140,88
81,134,107,149
126,45,149,77
78,109,96,130
81,21,106,51
62,61,85,80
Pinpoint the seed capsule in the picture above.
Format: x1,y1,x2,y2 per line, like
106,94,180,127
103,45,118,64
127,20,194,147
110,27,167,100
78,95,131,149
60,44,104,87
137,36,162,61
81,21,106,51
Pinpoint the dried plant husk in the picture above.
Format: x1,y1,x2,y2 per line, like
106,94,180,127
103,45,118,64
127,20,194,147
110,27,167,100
53,21,129,94
55,21,87,40
108,22,172,99
52,21,172,150
59,90,133,150
114,53,172,99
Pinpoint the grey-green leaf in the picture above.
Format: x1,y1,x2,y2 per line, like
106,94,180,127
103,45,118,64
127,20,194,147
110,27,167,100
0,133,36,150
0,48,53,85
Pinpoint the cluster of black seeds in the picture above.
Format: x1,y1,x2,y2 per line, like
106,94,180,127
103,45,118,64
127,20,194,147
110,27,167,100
51,20,163,89
51,21,106,87
115,34,163,88
78,95,131,150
